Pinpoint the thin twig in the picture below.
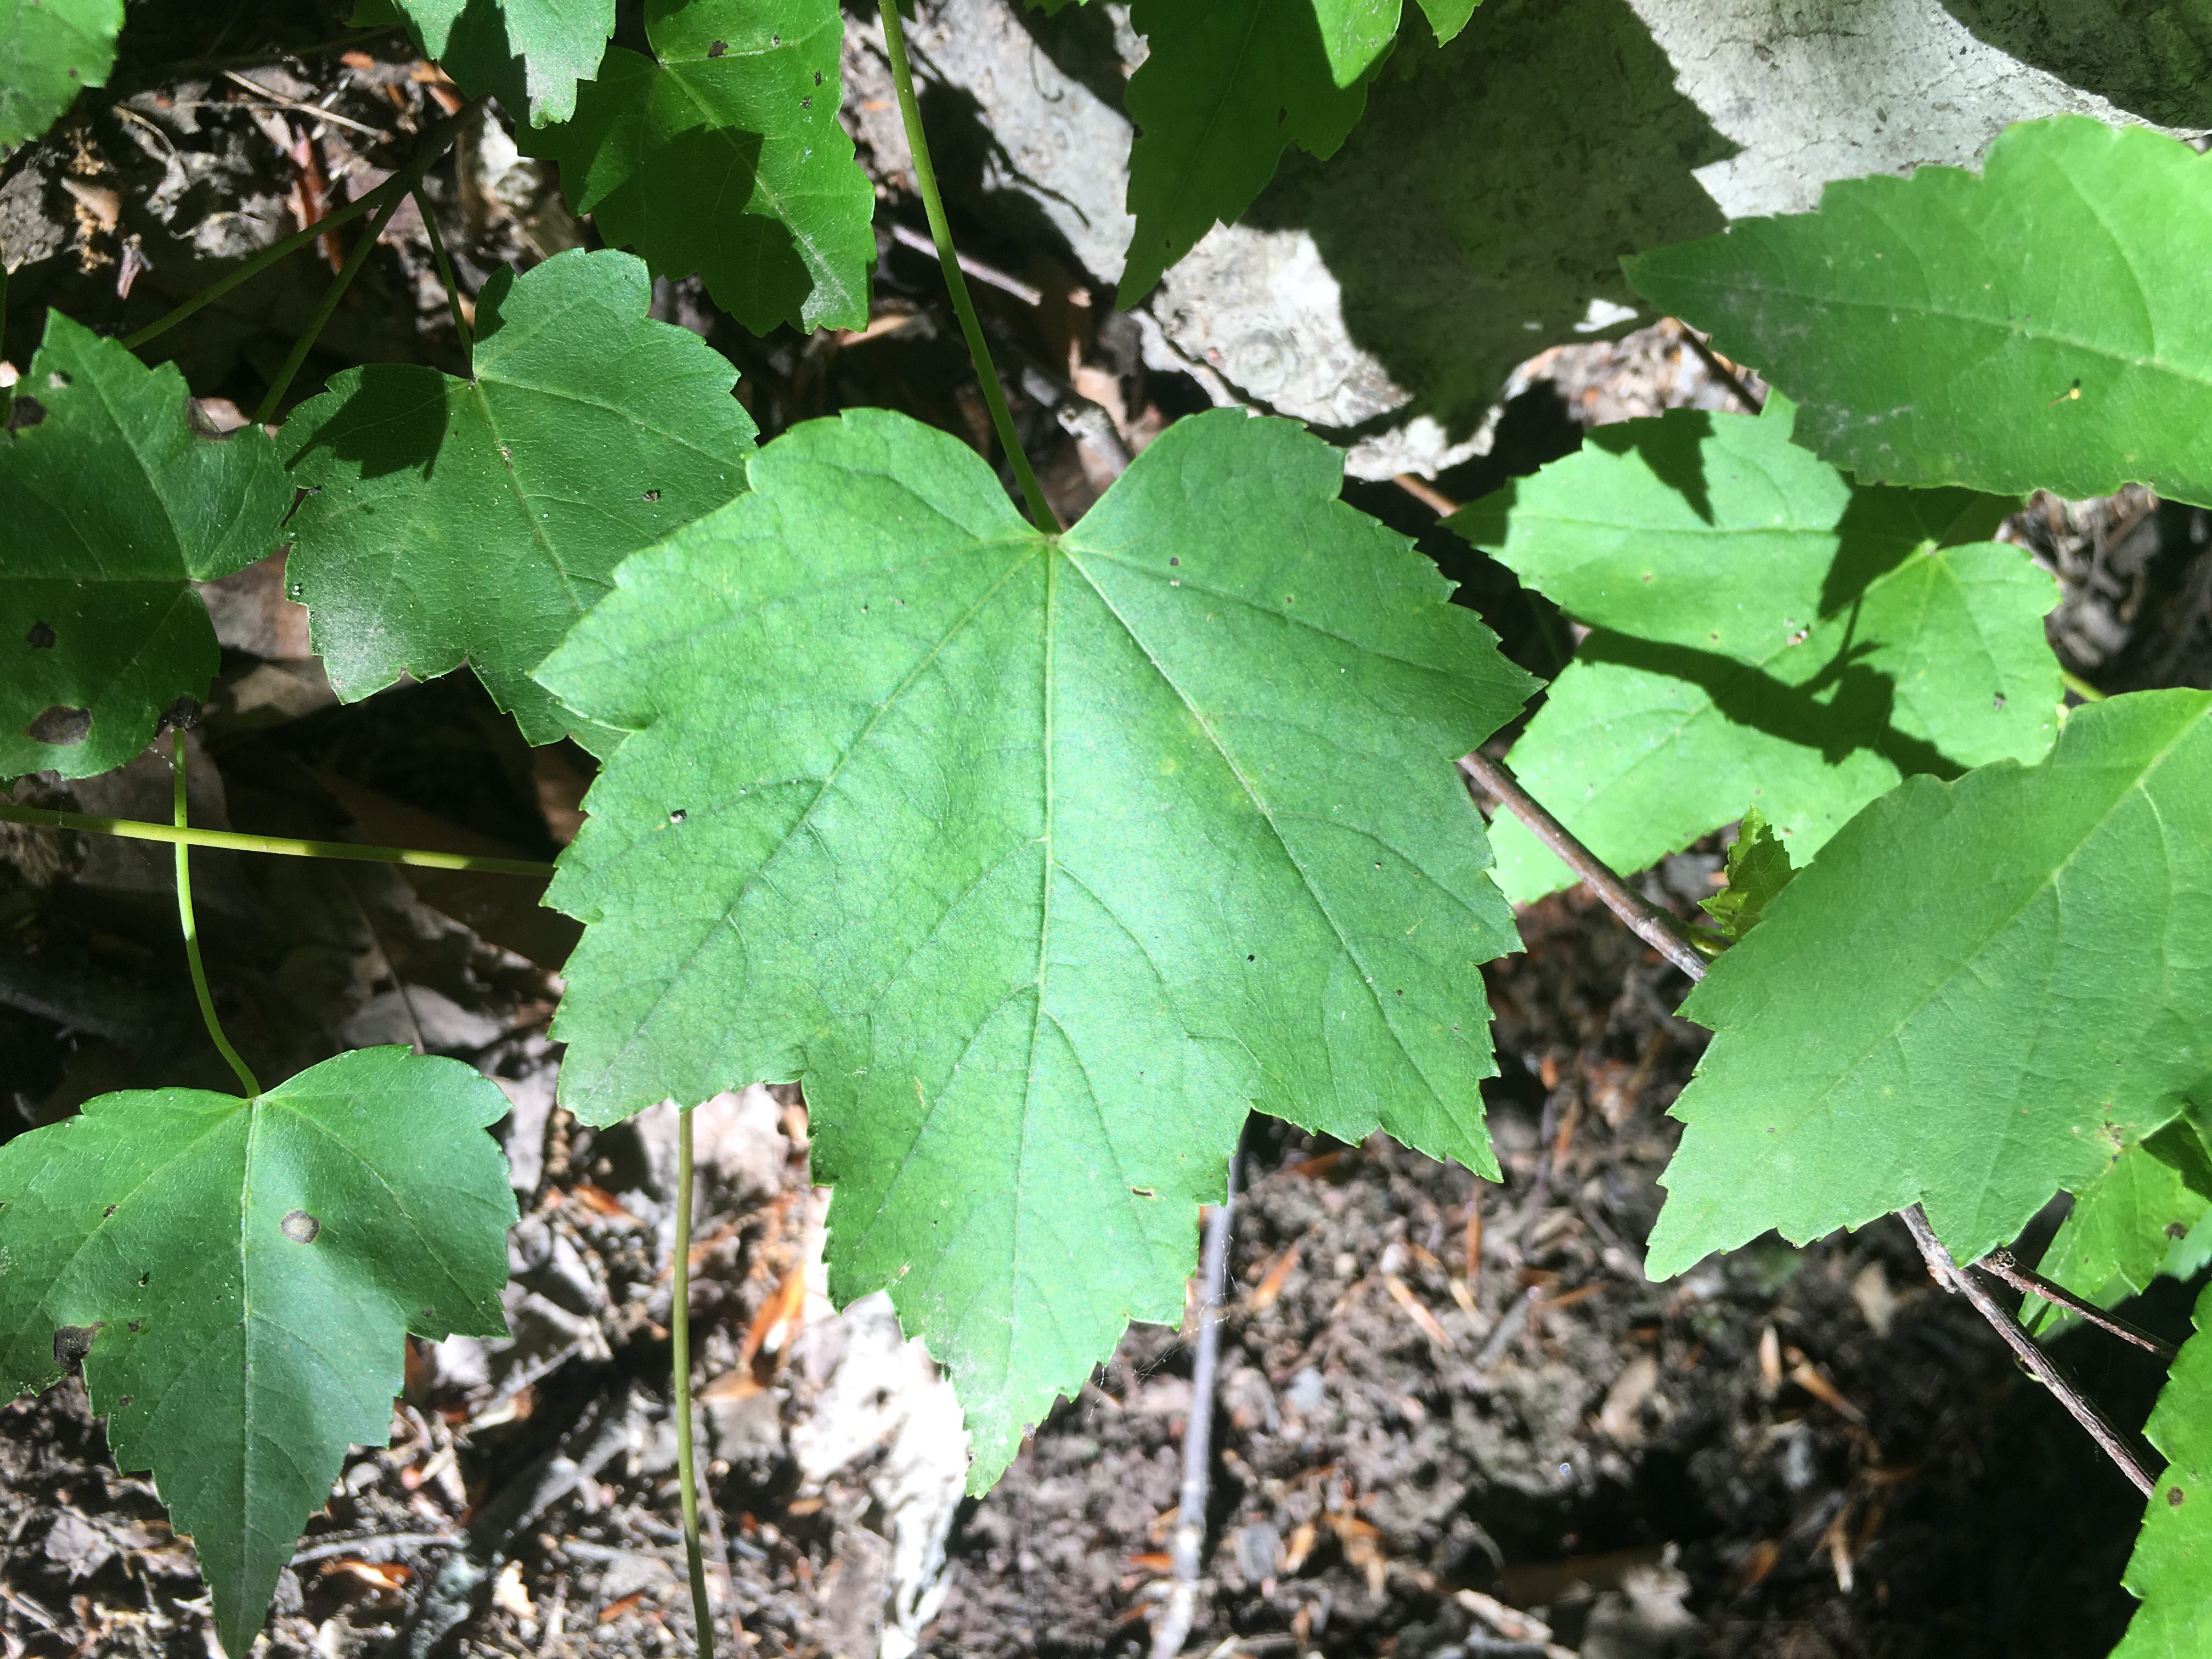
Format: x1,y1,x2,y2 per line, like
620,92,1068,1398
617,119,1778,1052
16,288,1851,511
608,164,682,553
887,221,1042,305
1152,1138,1242,1659
1393,473,1460,517
1978,1250,2178,1362
1901,1207,2155,1497
877,2,1058,534
1458,752,1709,978
221,69,395,139
1675,324,1763,414
0,801,555,876
673,1108,716,1656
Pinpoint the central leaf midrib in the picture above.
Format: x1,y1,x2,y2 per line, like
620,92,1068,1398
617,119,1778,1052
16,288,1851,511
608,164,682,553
1057,544,1451,1115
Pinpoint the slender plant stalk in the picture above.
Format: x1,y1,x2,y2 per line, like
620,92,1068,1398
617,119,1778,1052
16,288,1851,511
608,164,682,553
1902,1207,2155,1497
1457,752,1713,977
123,102,478,354
172,732,262,1098
253,178,416,424
1473,761,2166,1498
415,185,473,355
0,800,556,876
672,1107,715,1656
877,1,1059,534
1979,1250,2179,1362
2061,668,2109,703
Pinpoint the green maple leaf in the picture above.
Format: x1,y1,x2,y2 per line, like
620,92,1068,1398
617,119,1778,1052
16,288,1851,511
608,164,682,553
394,0,613,125
1120,0,1392,303
2115,1280,2212,1656
536,408,1532,1482
524,0,873,334
1626,117,2212,509
1,313,290,781
1646,689,2212,1280
1448,399,2059,902
0,0,120,146
1700,806,1793,943
281,249,757,751
2023,1125,2212,1339
0,1048,516,1657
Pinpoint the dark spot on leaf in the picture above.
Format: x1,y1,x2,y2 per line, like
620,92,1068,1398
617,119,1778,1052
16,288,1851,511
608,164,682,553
2169,1222,2191,1239
802,96,811,109
669,808,687,823
137,1272,149,1287
708,39,728,56
127,1320,142,1333
1131,1186,1155,1198
814,70,823,86
1277,106,1287,122
2171,1486,2187,1506
1247,954,1255,961
7,396,47,434
101,1205,116,1217
644,488,661,502
771,32,780,45
281,1209,320,1244
155,696,201,736
26,706,91,746
25,620,55,649
116,1396,131,1409
1169,557,1178,566
53,1324,99,1369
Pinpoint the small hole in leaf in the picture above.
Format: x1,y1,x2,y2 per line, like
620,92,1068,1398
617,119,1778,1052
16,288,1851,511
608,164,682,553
138,1272,149,1287
46,371,69,390
669,808,687,823
26,706,91,746
644,488,661,503
1247,954,1255,961
53,1325,98,1368
116,1395,131,1409
7,396,47,434
25,620,55,650
281,1210,321,1244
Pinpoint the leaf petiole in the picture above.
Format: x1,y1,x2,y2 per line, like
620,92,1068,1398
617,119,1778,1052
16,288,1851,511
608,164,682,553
0,800,557,877
173,731,262,1098
414,185,473,356
877,1,1059,534
122,101,481,356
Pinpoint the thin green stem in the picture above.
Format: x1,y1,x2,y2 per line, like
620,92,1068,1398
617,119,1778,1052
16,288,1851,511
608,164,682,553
0,801,556,877
415,185,473,356
2060,667,2109,703
673,1106,715,1657
173,732,262,1098
123,103,477,355
253,183,414,425
877,1,1059,534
